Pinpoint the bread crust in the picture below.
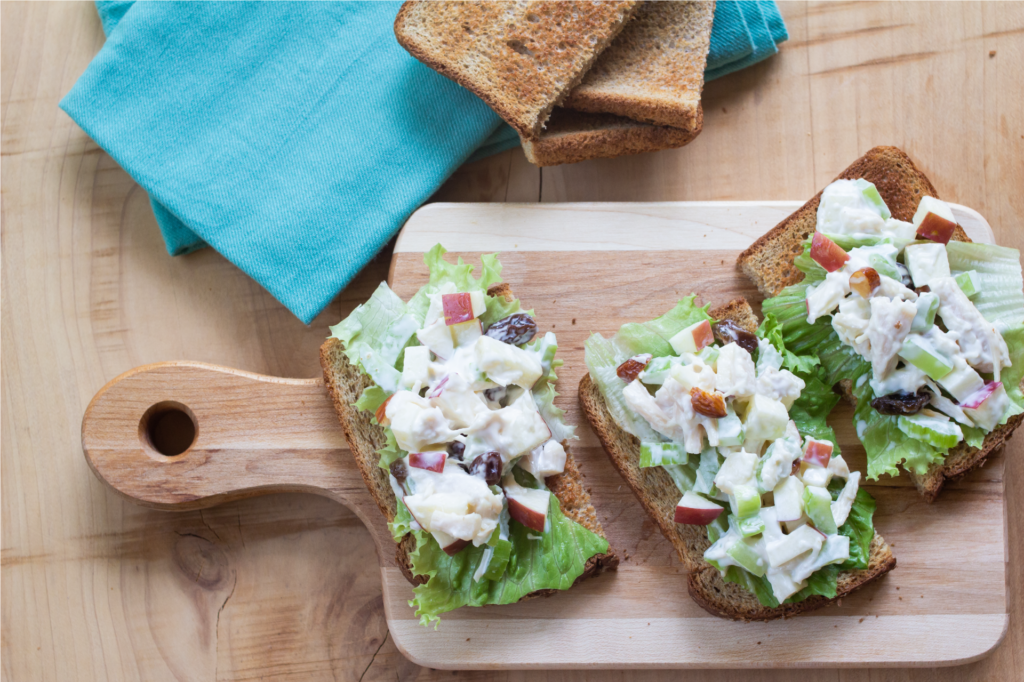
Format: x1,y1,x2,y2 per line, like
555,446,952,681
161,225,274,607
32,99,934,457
521,106,702,167
394,1,639,139
578,297,896,621
736,145,1023,501
320,283,616,595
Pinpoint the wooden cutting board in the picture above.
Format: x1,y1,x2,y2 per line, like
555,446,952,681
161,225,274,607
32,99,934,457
82,201,1008,670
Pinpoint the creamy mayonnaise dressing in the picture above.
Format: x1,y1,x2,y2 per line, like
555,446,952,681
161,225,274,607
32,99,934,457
384,287,565,565
805,179,1013,436
625,337,858,602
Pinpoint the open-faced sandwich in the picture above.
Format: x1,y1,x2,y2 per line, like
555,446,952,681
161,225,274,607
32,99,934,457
580,296,895,620
321,245,616,626
739,147,1024,501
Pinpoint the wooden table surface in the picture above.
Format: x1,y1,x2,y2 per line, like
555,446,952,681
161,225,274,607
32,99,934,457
3,2,1022,680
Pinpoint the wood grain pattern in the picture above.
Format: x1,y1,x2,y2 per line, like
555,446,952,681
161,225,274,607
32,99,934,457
78,204,1006,668
4,1,1024,679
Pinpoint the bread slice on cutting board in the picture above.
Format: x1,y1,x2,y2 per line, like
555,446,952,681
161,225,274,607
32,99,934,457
563,0,715,131
321,282,617,592
521,105,702,167
737,146,1024,502
394,0,639,140
579,297,896,620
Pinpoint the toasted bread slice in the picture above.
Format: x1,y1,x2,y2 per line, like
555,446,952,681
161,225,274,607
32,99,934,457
521,106,702,166
737,145,1024,501
563,1,714,130
321,283,617,593
394,0,639,140
579,297,896,620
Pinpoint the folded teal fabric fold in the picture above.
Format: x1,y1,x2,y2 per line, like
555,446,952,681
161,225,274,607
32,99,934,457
63,1,786,323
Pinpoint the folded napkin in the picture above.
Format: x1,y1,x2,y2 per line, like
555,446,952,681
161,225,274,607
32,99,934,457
62,1,787,324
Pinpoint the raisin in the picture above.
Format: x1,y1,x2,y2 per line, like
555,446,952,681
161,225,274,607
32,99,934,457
389,459,408,486
871,388,931,415
485,313,537,346
616,354,652,382
469,452,503,486
690,387,728,418
712,320,758,354
849,267,881,298
484,386,507,403
447,441,465,461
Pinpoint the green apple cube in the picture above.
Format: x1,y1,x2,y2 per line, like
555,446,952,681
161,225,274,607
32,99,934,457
899,336,953,380
897,413,964,449
726,538,766,577
732,513,766,538
904,243,950,288
718,412,744,447
639,441,688,468
937,359,986,402
731,484,762,519
481,536,512,581
955,270,982,298
855,179,892,219
911,292,939,332
802,485,838,534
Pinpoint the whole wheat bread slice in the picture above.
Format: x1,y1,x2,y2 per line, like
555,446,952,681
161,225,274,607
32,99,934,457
737,146,1024,501
394,0,639,140
321,282,617,593
562,1,715,130
579,297,896,620
521,105,702,166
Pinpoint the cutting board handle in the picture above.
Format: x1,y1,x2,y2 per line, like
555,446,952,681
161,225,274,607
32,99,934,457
81,361,372,515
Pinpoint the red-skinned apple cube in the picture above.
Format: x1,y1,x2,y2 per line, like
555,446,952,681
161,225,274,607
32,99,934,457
810,232,850,272
669,320,715,355
674,491,724,525
917,212,957,245
961,381,1001,409
409,451,447,473
505,487,550,532
375,395,392,426
441,538,470,556
442,293,474,326
802,439,833,468
427,375,449,399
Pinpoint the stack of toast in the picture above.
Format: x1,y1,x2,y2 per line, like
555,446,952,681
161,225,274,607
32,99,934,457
395,1,715,166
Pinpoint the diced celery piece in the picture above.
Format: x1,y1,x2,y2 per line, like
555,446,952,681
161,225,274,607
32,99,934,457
639,441,689,468
726,539,766,577
698,346,720,365
802,486,838,534
718,411,744,447
899,336,953,380
911,292,939,332
731,513,766,538
481,537,512,581
855,179,892,219
955,270,981,298
870,253,901,281
638,355,675,385
732,484,762,518
897,413,964,449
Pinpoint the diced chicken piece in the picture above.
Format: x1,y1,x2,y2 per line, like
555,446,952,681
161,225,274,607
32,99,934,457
715,343,757,399
386,392,462,453
518,440,567,478
827,454,851,479
756,367,805,409
865,297,918,382
930,276,1011,379
669,357,717,393
806,274,848,323
757,432,802,492
876,275,917,301
831,471,861,527
832,297,871,357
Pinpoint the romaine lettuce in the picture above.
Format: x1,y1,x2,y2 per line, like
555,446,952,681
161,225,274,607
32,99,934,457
408,495,609,627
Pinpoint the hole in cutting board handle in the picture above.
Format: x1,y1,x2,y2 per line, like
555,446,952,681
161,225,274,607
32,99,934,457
139,402,197,457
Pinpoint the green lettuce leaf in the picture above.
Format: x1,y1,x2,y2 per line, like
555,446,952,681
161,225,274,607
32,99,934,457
999,323,1024,420
390,498,415,541
757,312,821,375
408,495,609,627
788,374,842,452
832,481,875,570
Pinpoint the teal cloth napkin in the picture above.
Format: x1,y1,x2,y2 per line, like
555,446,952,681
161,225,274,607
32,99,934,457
62,1,786,324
